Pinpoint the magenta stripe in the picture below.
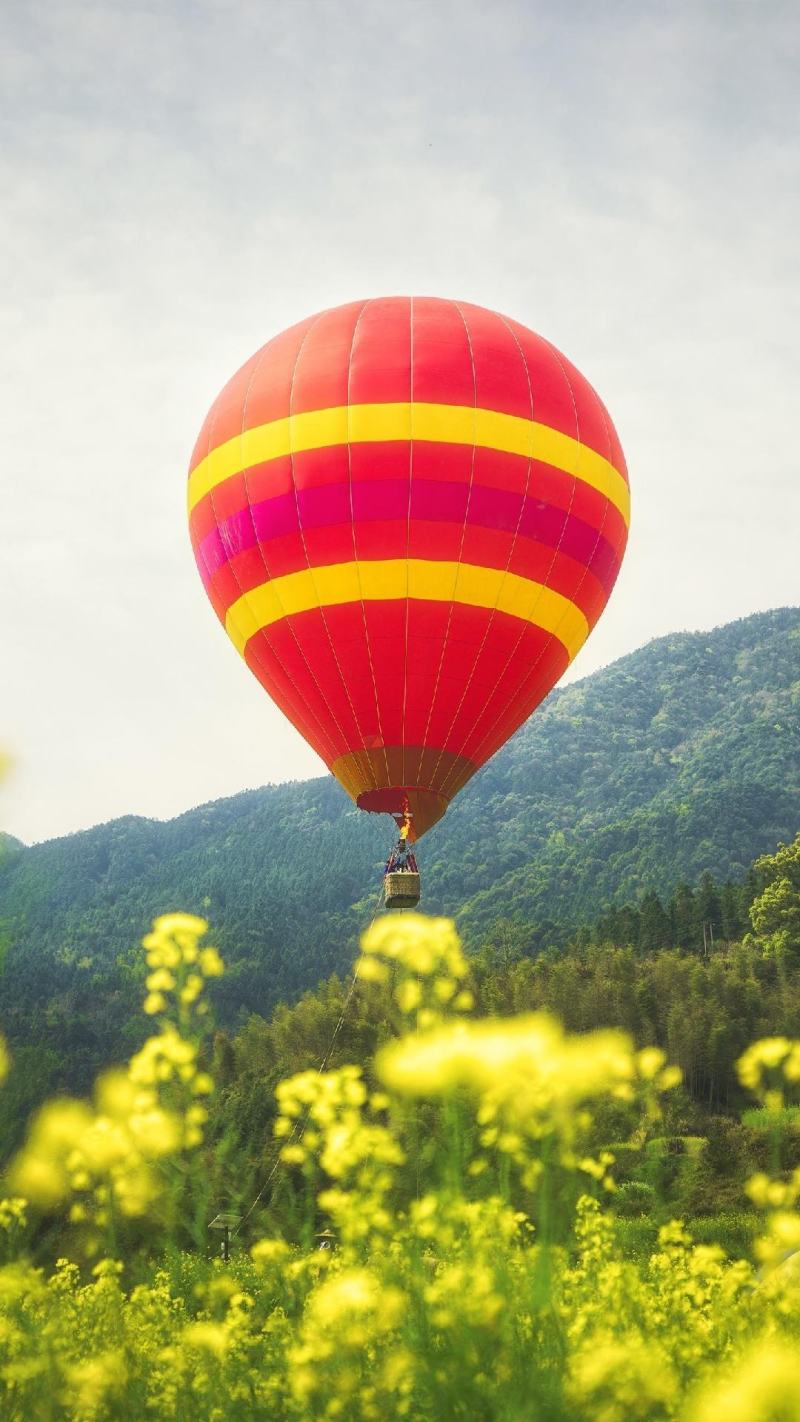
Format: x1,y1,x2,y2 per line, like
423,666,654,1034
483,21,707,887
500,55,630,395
198,478,619,585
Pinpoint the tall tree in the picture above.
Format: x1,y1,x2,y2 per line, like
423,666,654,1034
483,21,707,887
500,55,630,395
639,892,672,952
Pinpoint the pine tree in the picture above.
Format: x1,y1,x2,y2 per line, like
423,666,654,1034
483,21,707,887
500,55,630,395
720,881,744,941
639,892,672,952
670,883,697,950
696,872,723,947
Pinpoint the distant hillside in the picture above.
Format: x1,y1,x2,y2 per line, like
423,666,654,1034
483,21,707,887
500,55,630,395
0,607,798,1089
439,605,800,939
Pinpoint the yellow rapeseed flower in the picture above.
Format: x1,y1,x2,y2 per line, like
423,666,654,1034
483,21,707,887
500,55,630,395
361,914,467,980
145,969,176,993
355,954,388,983
9,1100,93,1206
309,1269,405,1330
737,1037,800,1102
153,912,208,938
0,1199,26,1232
395,979,423,1014
568,1335,677,1422
251,1239,291,1267
95,1071,139,1121
64,1350,127,1414
182,1321,229,1358
690,1341,800,1422
199,946,224,977
128,1108,181,1159
377,1013,632,1102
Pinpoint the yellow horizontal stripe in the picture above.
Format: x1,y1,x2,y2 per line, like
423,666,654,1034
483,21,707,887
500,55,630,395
225,558,589,662
188,401,630,526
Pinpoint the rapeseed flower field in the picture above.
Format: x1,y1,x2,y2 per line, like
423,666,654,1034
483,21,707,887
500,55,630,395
2,912,800,1419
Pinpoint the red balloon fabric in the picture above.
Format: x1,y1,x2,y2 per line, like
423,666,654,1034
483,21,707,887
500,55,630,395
188,298,629,839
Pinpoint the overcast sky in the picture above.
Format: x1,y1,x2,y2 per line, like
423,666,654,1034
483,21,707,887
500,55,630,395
2,0,798,844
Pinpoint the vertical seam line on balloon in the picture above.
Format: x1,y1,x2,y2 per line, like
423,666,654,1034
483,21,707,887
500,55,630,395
469,353,618,770
433,309,537,795
346,298,391,790
535,355,618,672
194,418,331,759
520,339,616,650
428,306,535,796
231,324,342,763
434,310,548,795
455,337,586,776
244,316,348,765
400,295,415,789
421,300,480,794
439,329,583,792
286,308,380,788
194,372,223,622
202,349,350,763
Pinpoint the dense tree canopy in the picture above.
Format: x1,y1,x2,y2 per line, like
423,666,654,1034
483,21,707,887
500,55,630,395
0,607,797,1102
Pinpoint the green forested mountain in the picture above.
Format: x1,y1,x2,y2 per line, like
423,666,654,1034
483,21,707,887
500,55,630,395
0,607,797,1094
444,604,800,939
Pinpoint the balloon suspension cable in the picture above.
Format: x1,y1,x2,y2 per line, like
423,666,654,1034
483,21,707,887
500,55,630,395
233,825,397,1239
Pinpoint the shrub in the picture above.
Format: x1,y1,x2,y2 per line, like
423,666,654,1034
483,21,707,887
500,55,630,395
0,913,799,1419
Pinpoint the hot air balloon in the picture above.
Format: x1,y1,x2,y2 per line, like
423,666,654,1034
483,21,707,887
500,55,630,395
187,298,629,908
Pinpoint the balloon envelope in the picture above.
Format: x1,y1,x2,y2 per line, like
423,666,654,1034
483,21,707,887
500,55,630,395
188,298,629,838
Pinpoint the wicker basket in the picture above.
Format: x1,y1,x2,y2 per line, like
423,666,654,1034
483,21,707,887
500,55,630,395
384,871,421,910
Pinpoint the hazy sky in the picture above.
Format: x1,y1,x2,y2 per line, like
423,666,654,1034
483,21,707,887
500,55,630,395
3,0,799,844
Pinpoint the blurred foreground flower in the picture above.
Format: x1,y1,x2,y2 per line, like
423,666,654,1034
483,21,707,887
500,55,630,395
8,913,223,1237
377,1009,679,1186
3,908,800,1421
690,1340,800,1422
358,913,473,1028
